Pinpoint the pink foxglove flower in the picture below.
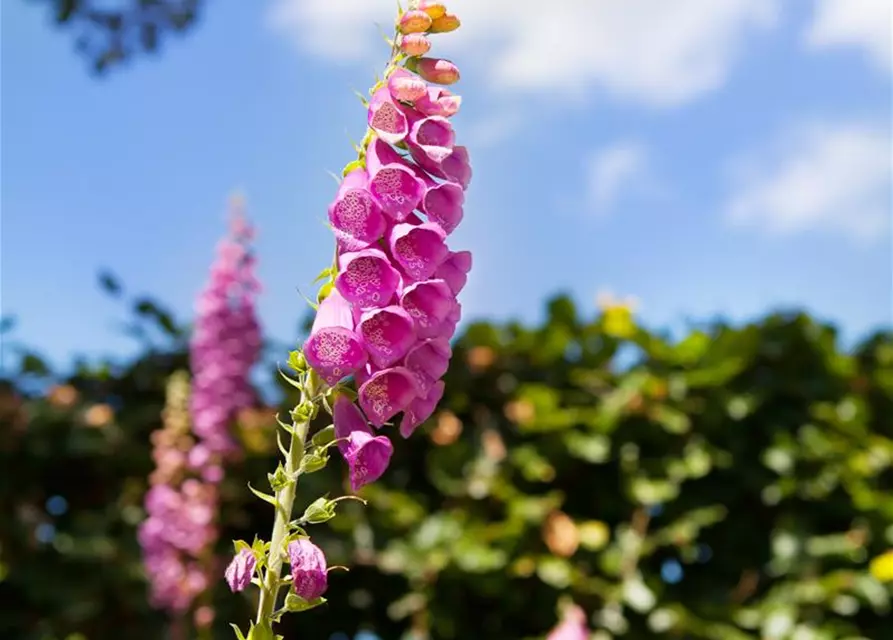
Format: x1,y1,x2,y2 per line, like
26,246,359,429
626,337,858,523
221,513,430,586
304,289,368,386
333,395,394,490
547,605,590,640
287,539,328,601
328,168,387,250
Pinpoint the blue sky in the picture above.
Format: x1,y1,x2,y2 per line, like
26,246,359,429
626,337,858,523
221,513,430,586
2,0,891,372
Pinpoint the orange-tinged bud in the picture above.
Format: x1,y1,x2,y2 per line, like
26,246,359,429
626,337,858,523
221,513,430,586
398,9,432,34
429,12,460,33
399,33,432,57
419,1,447,20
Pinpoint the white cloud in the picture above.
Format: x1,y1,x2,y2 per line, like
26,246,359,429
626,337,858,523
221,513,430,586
805,0,892,71
586,142,649,213
725,122,891,242
267,0,778,106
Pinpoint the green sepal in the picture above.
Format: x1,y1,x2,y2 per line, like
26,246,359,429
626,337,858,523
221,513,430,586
299,450,329,475
287,350,308,374
342,158,365,176
311,425,336,447
317,281,334,304
231,624,248,640
268,463,293,492
277,367,304,391
284,594,327,612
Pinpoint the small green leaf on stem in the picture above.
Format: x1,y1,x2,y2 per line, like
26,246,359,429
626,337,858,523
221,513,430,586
247,483,279,508
230,624,248,640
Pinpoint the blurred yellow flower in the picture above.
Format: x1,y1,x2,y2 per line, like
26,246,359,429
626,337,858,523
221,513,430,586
596,290,639,339
869,550,893,582
578,520,611,551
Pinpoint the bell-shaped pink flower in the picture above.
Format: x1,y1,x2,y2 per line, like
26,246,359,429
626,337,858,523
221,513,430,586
303,289,368,386
410,144,472,191
404,337,451,394
437,300,462,339
414,86,462,118
388,68,428,103
358,366,420,427
405,108,455,164
400,279,453,338
368,87,409,145
287,539,328,601
358,305,417,368
336,248,401,309
434,250,472,294
366,139,426,221
389,221,449,281
416,57,460,85
399,33,431,57
333,395,394,490
400,380,445,438
224,548,256,593
419,173,464,234
328,169,386,250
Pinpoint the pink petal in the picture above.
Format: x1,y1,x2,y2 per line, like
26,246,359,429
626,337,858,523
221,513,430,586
389,222,449,281
358,366,420,427
358,305,417,368
336,248,401,310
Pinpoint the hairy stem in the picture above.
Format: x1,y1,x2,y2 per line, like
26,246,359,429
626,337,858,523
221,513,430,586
255,376,317,626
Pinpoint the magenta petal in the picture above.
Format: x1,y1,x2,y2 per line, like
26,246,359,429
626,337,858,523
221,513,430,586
414,87,462,118
411,144,472,191
434,250,472,294
358,366,420,427
404,337,451,394
344,430,393,490
328,169,386,249
225,548,257,593
406,109,455,164
303,290,368,386
420,175,464,234
366,139,426,221
287,539,328,601
333,395,372,455
336,248,401,309
400,279,454,338
436,300,462,339
358,305,417,368
368,87,409,145
400,380,445,438
389,222,449,281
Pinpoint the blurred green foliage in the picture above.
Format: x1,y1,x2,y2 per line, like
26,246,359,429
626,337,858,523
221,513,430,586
1,287,892,639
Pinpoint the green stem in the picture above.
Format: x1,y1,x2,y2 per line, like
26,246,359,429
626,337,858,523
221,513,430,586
255,377,317,627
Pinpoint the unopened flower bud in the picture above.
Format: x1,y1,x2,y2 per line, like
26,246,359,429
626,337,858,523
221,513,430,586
429,12,460,34
225,548,256,593
419,1,447,20
399,33,431,57
288,538,328,600
398,9,432,34
416,57,460,85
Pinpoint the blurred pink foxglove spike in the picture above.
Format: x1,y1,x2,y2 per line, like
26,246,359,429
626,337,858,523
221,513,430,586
388,221,449,281
358,305,417,368
304,289,368,386
333,395,394,490
358,366,420,427
404,337,451,395
400,279,454,338
328,169,387,250
400,380,445,438
368,87,410,145
366,138,426,221
287,539,328,601
336,248,401,309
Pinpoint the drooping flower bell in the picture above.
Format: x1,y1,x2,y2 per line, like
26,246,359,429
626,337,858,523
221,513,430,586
225,548,257,593
303,289,368,387
333,395,394,490
287,538,328,601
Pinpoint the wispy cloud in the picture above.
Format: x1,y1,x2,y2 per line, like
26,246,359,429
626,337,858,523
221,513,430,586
586,142,649,214
267,0,779,107
804,0,892,71
725,121,891,242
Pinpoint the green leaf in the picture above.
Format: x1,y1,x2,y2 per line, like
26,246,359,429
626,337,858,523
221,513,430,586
299,451,329,475
230,624,248,640
247,483,279,508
